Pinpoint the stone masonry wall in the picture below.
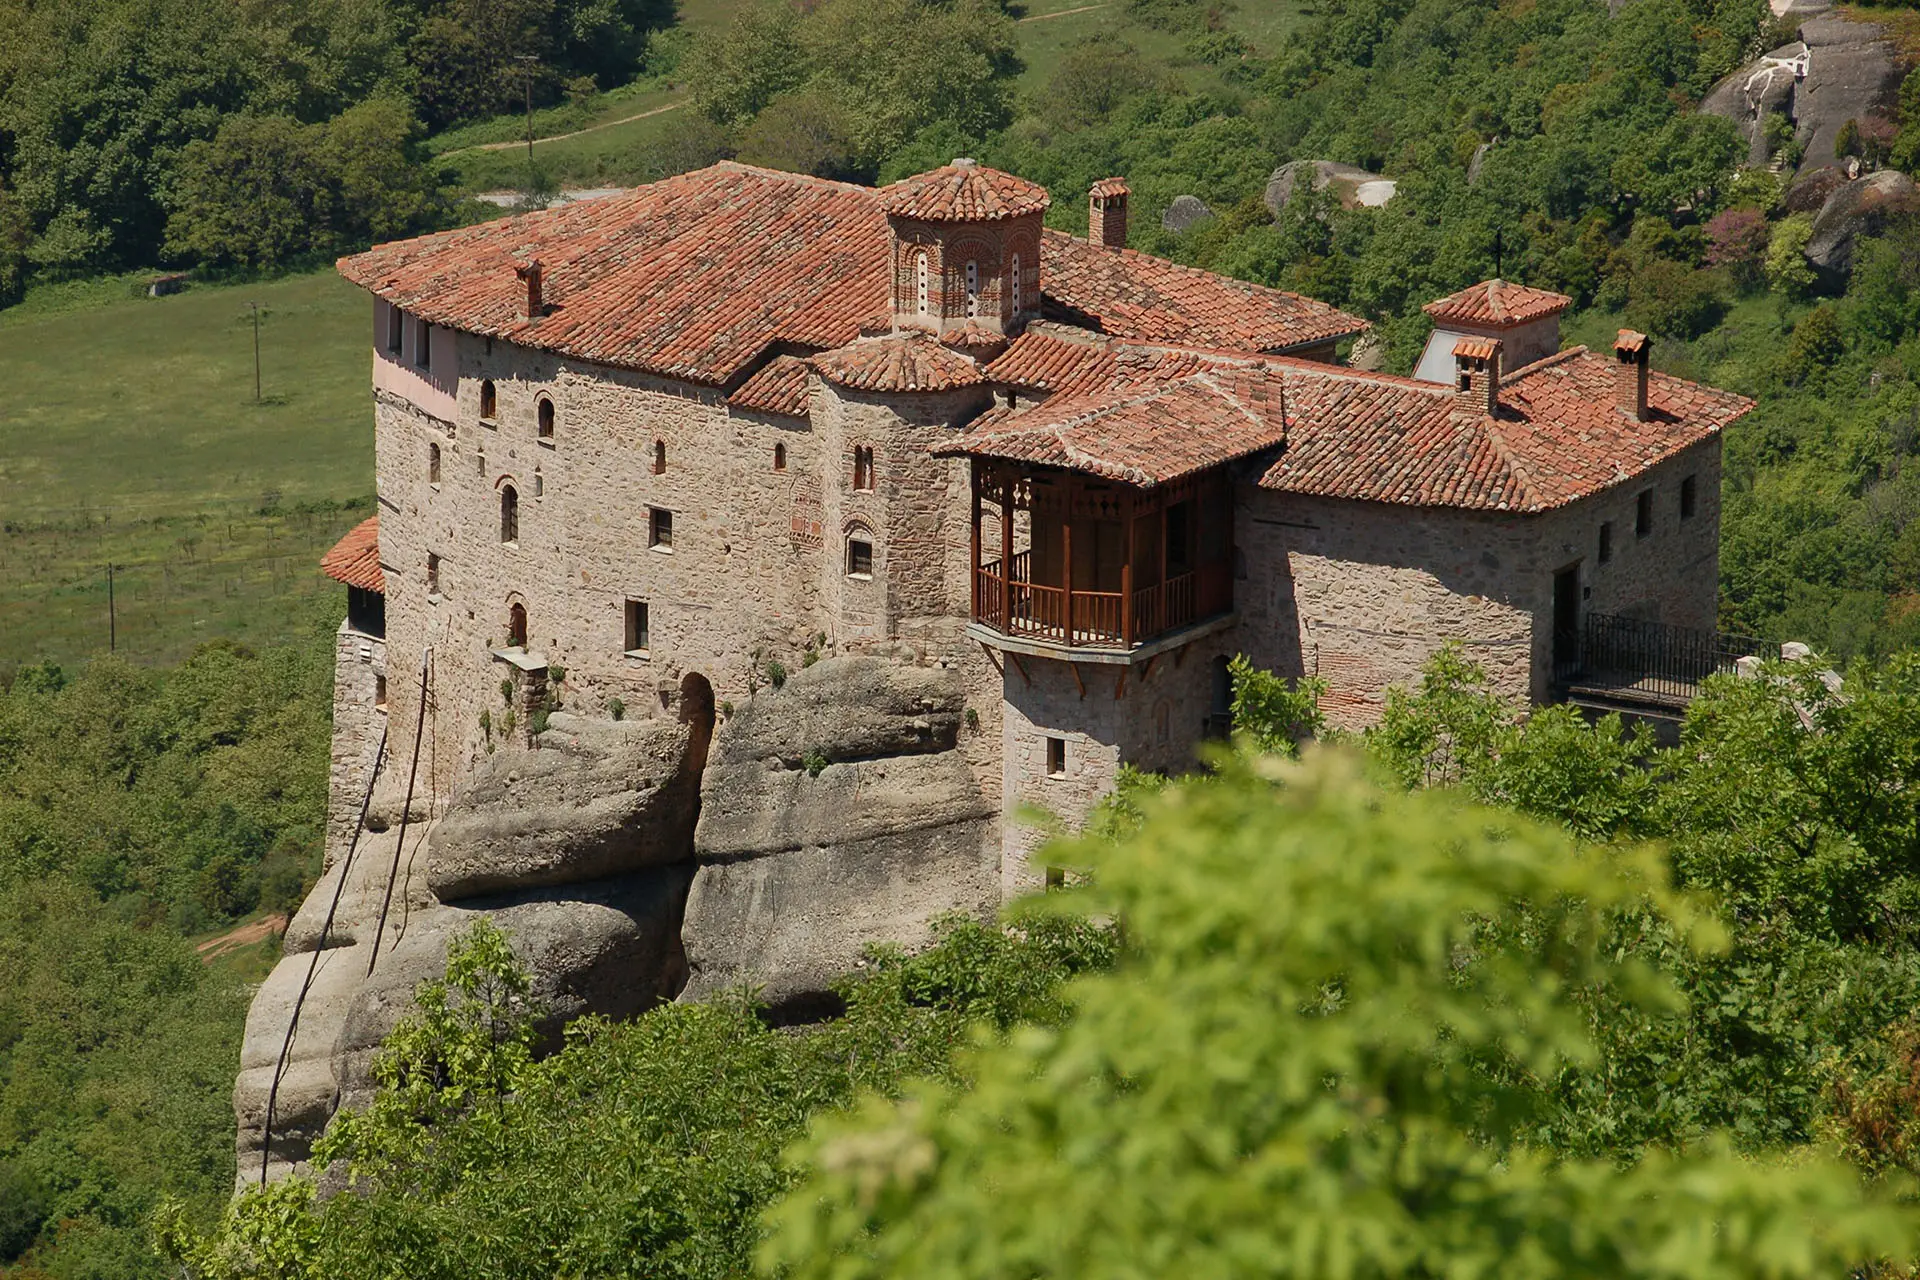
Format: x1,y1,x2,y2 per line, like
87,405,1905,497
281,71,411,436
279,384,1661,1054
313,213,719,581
326,620,387,867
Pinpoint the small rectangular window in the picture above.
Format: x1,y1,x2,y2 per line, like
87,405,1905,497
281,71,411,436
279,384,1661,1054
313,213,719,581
415,317,431,370
386,305,404,355
624,599,650,654
650,507,673,550
1046,736,1067,779
426,552,441,595
1680,474,1698,520
1635,489,1653,538
847,537,873,578
853,445,874,492
374,674,388,710
1598,521,1613,564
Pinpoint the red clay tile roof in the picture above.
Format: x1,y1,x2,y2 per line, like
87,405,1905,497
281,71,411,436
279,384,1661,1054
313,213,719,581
936,369,1289,488
877,161,1051,222
1258,347,1752,511
338,164,888,387
985,326,1212,398
321,516,383,591
812,334,986,393
1089,176,1130,199
1614,328,1650,356
1041,231,1367,351
338,163,1366,386
1453,336,1500,361
1423,279,1572,327
727,355,812,417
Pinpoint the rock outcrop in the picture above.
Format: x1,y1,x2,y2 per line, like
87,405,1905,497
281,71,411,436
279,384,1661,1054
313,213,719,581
679,658,997,1019
235,654,1000,1184
1699,9,1902,174
1264,161,1398,216
1162,194,1215,233
1806,169,1920,282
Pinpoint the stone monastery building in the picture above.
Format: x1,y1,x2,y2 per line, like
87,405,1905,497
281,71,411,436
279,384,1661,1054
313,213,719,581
324,158,1752,888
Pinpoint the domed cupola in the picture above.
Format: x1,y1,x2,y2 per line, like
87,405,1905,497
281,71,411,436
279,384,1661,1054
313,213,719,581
876,158,1049,344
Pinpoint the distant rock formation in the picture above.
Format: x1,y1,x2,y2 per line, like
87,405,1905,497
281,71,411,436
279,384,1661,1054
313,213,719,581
1699,9,1902,175
1806,169,1920,283
233,655,999,1187
1162,194,1216,233
1263,161,1398,217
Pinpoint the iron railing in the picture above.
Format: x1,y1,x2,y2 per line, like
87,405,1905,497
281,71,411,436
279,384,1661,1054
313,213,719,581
1554,612,1768,703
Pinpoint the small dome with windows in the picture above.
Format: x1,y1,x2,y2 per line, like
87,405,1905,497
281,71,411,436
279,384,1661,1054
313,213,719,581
878,160,1046,343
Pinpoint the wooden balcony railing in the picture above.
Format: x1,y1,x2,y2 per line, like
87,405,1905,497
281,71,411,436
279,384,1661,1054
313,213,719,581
973,556,1232,649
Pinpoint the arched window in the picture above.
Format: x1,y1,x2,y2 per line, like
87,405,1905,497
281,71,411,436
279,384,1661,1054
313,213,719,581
653,440,667,474
537,397,555,440
508,602,528,648
915,251,929,315
853,445,874,492
965,260,979,318
773,442,787,472
500,484,519,544
480,379,497,420
1010,253,1021,315
428,442,441,485
846,530,874,578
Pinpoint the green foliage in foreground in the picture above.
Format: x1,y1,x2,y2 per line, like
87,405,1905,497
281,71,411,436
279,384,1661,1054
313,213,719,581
160,913,1118,1280
766,751,1916,1279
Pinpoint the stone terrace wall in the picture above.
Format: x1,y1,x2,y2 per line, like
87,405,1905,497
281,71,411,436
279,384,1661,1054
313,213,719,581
326,620,387,867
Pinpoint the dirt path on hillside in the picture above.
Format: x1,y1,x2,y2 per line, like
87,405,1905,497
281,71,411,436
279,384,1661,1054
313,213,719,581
1019,3,1107,19
197,914,287,962
449,99,690,156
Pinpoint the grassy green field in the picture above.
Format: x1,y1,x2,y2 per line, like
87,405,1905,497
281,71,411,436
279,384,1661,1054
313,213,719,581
0,269,372,672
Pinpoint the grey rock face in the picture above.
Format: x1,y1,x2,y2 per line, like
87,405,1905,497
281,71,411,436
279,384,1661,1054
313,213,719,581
1807,169,1920,280
680,657,996,1018
425,713,701,900
1264,160,1396,217
1699,12,1902,175
1162,194,1215,233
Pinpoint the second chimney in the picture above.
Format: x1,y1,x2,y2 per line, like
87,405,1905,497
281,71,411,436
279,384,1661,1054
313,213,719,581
1613,329,1650,421
515,258,544,320
1089,177,1129,250
1452,336,1502,416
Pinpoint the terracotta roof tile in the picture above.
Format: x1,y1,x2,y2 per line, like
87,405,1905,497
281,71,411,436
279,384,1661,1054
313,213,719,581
1453,336,1500,361
985,326,1210,397
1088,176,1130,199
1041,231,1367,351
320,516,383,591
813,334,985,393
728,355,812,417
936,370,1288,487
876,160,1051,222
1423,279,1572,327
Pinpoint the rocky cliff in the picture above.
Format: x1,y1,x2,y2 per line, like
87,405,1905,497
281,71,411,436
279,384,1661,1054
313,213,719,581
232,657,997,1187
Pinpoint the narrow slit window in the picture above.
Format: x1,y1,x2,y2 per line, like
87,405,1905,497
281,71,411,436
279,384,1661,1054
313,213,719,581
1636,489,1653,538
1598,521,1613,564
386,306,404,355
624,599,650,654
415,317,431,370
500,485,518,544
773,442,787,471
853,445,874,492
480,379,497,420
650,507,673,550
1680,474,1698,520
846,536,873,578
537,398,555,440
1046,736,1066,779
915,251,929,315
375,673,388,710
1010,253,1021,315
653,440,666,474
428,442,441,485
534,469,543,498
426,552,441,594
965,260,979,318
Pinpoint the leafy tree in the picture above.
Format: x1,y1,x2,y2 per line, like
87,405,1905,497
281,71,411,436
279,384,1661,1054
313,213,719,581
1705,206,1769,293
685,0,808,128
1224,654,1324,756
1767,212,1819,300
764,751,1918,1279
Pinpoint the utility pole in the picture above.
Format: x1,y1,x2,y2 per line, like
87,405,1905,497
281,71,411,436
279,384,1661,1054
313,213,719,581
515,55,538,165
251,301,262,402
106,562,116,652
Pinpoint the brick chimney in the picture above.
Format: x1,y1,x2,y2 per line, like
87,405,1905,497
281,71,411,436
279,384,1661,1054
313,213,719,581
515,259,544,320
1089,177,1129,250
1613,329,1650,421
1452,336,1502,416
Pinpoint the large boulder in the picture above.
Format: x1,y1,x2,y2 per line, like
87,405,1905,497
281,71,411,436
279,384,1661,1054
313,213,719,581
424,713,701,900
679,657,996,1018
1162,194,1215,233
1807,169,1920,281
1699,12,1901,174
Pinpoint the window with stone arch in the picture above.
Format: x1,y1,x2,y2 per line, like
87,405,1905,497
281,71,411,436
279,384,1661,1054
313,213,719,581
965,259,979,318
845,524,874,579
428,442,441,485
500,484,519,544
1010,252,1021,315
773,441,787,472
537,397,555,441
915,251,929,315
508,600,528,648
853,445,874,492
653,439,667,474
480,379,497,421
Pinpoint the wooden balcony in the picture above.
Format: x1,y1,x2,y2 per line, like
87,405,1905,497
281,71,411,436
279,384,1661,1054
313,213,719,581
968,460,1235,656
